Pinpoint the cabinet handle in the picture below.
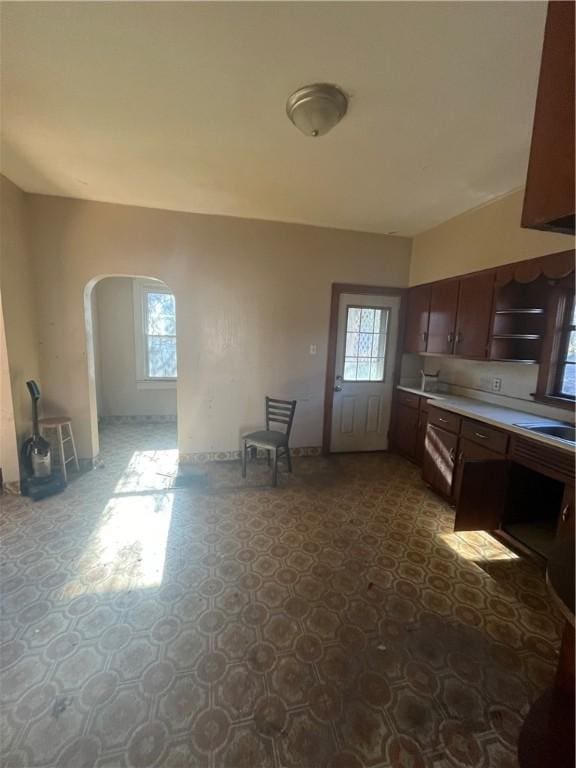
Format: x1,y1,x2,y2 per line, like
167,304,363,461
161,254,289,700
421,332,428,342
458,451,463,462
474,431,489,440
438,417,449,423
447,332,454,350
561,505,570,523
449,448,456,463
455,332,463,345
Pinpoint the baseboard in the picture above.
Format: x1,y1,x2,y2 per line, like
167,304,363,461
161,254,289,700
179,446,322,464
100,414,177,425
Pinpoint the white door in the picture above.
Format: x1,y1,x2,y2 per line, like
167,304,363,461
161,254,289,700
330,292,400,452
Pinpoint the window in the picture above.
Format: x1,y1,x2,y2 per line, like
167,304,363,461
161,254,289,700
134,281,177,383
555,294,575,398
534,279,575,407
343,306,389,382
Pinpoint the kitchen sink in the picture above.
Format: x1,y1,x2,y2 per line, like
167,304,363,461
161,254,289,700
515,422,576,444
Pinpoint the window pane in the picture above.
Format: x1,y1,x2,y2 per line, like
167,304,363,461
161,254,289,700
370,358,385,380
561,364,576,397
360,308,375,332
342,307,389,381
147,336,177,378
356,358,371,380
378,310,388,333
147,292,176,336
358,333,372,356
345,332,359,356
347,308,361,332
566,330,576,363
371,333,382,357
344,358,358,380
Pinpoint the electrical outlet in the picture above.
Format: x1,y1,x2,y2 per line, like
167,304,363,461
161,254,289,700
492,377,502,392
309,344,317,355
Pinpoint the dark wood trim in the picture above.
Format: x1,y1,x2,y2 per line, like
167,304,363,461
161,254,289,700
322,283,406,455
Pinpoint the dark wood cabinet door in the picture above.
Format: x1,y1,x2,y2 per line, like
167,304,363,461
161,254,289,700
394,404,419,461
453,436,504,504
404,285,431,353
454,457,508,532
557,484,575,542
415,411,427,465
427,281,459,354
522,1,575,234
422,424,458,498
454,272,495,358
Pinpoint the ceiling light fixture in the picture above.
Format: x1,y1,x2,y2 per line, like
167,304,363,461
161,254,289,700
286,83,348,138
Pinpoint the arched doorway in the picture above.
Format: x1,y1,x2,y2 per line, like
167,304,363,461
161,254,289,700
84,275,179,475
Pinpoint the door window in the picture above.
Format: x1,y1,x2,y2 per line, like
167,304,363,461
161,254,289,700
343,306,389,381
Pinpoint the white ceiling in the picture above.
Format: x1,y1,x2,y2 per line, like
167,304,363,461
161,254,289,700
1,2,547,236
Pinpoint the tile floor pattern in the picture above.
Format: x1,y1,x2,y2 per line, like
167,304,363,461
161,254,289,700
0,423,564,768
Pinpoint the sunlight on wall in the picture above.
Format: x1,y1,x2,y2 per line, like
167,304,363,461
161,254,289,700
440,530,519,562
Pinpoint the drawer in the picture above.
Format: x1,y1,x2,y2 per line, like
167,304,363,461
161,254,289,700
461,419,509,454
428,405,461,434
397,390,420,409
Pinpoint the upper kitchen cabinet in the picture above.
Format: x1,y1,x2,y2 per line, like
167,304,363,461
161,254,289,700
426,280,459,354
522,1,575,234
453,271,495,358
404,285,431,353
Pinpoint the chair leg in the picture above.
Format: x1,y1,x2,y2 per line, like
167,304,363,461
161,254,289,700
266,450,271,467
241,440,247,478
272,448,278,487
285,447,293,473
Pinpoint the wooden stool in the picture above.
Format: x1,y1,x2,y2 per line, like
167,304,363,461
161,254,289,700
38,417,80,482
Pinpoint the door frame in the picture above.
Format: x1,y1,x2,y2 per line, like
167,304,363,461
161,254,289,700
322,283,406,454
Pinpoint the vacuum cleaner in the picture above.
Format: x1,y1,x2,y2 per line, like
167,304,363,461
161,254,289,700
21,380,66,500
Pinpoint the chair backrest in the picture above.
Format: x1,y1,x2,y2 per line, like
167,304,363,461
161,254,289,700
265,397,297,439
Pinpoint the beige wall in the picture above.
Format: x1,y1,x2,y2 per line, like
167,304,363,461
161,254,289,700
94,277,177,418
0,290,20,484
0,176,41,449
25,192,411,459
410,190,574,286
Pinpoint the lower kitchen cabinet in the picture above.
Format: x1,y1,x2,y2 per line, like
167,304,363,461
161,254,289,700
394,403,419,461
416,408,428,464
421,410,575,562
422,424,458,499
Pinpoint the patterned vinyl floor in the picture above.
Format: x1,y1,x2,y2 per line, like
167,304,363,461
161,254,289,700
0,422,563,767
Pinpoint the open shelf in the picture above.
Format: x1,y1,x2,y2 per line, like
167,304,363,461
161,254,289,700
490,276,548,363
491,358,539,364
495,308,545,315
492,334,542,340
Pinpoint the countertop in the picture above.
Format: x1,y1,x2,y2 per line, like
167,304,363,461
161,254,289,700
397,385,575,454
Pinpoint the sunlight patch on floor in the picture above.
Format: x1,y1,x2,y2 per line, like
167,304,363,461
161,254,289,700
64,491,174,597
440,530,519,561
114,448,180,493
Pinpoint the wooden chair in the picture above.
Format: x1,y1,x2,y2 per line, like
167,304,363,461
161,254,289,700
241,397,297,487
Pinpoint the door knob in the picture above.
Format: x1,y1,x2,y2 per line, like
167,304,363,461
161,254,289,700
334,385,342,392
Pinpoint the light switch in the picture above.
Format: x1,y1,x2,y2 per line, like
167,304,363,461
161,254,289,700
309,344,317,355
